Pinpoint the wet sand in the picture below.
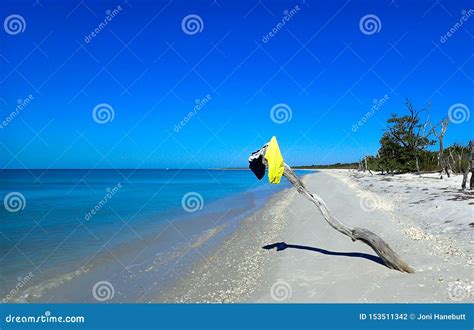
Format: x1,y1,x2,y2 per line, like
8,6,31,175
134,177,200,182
166,170,473,303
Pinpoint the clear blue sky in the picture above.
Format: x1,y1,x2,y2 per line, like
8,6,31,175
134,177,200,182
1,0,473,169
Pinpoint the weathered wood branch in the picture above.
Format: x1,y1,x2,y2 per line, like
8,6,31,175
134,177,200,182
430,118,449,178
283,163,414,273
461,168,470,190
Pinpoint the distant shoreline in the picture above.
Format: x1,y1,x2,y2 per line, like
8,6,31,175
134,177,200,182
0,164,357,171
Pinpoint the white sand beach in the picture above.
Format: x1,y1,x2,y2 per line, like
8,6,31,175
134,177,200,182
164,170,473,303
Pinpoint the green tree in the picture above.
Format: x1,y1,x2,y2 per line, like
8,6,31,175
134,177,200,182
384,99,435,173
378,132,411,173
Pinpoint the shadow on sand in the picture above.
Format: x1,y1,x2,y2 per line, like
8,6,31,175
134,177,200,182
262,242,387,268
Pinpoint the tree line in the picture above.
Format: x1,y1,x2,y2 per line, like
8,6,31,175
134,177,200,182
360,98,473,189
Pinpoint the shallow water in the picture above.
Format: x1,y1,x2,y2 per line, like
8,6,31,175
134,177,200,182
0,169,304,302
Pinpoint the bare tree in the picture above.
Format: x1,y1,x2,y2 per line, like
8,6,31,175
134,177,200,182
364,156,373,175
471,142,474,190
461,141,473,190
462,167,470,190
429,117,450,179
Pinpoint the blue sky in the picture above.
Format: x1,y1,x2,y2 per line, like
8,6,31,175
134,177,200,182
1,0,473,169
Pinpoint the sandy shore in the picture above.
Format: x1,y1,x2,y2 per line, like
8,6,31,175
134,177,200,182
165,170,473,303
160,187,298,302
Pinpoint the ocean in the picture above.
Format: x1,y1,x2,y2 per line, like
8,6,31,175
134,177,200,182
0,169,303,302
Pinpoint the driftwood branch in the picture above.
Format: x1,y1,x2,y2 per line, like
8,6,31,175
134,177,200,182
283,163,414,273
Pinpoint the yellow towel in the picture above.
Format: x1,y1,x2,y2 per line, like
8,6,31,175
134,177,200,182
264,136,284,184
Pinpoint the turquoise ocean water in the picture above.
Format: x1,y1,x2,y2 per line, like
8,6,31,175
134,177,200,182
0,169,304,302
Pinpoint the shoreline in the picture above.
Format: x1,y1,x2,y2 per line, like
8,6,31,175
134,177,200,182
4,170,471,303
170,170,473,303
1,171,295,303
159,186,297,302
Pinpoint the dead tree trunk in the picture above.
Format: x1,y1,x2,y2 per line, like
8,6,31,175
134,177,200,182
364,157,373,175
448,149,458,175
431,119,449,178
283,163,414,273
467,141,474,190
415,155,421,176
462,169,469,190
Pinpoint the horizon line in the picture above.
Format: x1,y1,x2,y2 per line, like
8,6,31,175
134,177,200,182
0,164,358,171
